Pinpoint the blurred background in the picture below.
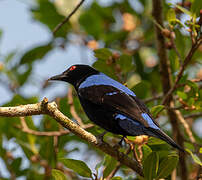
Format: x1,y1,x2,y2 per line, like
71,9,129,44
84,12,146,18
0,0,201,179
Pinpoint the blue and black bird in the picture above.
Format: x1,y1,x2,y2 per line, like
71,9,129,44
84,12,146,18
49,64,184,151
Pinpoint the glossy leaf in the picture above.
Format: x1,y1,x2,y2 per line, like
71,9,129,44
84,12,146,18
167,9,176,23
142,144,152,162
52,169,66,180
111,177,123,180
60,158,92,178
117,54,133,73
175,4,192,16
186,149,202,166
143,152,159,180
132,81,150,99
157,154,179,178
20,43,52,65
177,91,187,100
94,48,112,60
150,105,164,118
11,157,22,172
191,0,202,16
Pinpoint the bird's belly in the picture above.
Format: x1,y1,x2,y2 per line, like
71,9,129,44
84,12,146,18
79,98,128,135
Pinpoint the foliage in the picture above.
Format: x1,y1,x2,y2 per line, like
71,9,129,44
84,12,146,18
0,0,202,179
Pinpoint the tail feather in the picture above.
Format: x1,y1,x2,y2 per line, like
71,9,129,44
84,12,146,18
146,128,185,152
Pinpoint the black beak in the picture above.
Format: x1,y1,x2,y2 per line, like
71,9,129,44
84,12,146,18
48,73,66,81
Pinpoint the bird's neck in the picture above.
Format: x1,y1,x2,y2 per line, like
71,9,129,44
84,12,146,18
74,71,99,90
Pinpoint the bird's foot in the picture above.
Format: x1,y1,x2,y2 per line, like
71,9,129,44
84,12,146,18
119,136,126,146
113,136,126,150
96,131,107,145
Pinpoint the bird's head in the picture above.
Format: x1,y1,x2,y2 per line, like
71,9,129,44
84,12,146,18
48,64,98,87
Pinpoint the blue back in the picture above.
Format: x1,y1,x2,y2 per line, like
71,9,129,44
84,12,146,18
79,73,136,97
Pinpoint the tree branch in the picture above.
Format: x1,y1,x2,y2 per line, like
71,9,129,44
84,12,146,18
152,0,187,179
174,110,195,144
53,0,85,35
17,117,93,136
162,38,202,105
0,98,143,177
67,87,85,126
184,112,202,119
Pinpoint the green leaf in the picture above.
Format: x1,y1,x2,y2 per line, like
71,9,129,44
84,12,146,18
11,157,22,171
167,9,177,23
148,137,166,145
3,94,38,106
186,80,198,93
177,91,187,100
79,2,114,39
117,54,133,73
142,144,152,162
150,105,164,118
60,158,92,178
143,152,159,180
199,147,202,154
20,43,52,65
32,0,70,37
52,169,66,180
186,149,202,166
0,29,2,41
175,4,192,16
94,48,112,60
93,57,118,80
191,0,202,17
132,81,150,99
5,51,17,63
17,65,32,85
79,10,104,38
157,154,179,178
103,156,117,178
95,160,104,172
111,177,123,180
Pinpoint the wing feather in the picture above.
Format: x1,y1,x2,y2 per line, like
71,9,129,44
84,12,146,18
78,85,159,128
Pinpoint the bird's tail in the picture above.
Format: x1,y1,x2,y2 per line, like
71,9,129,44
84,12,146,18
147,128,185,152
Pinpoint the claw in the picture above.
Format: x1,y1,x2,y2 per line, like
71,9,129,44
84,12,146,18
96,131,107,145
113,136,126,150
118,136,126,146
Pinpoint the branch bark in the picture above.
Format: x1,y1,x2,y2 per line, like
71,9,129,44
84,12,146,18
0,98,143,177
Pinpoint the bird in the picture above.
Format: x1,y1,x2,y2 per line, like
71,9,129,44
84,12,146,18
49,64,184,152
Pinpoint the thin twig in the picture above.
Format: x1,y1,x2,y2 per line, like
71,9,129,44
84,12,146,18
162,38,202,105
67,87,84,126
170,32,183,65
143,94,163,103
105,147,131,180
18,117,93,136
53,0,85,35
106,163,121,180
184,112,202,119
53,136,59,164
174,110,196,144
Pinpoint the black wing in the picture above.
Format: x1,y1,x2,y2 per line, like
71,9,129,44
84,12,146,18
78,85,159,128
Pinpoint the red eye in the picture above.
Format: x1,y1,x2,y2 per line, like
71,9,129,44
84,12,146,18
69,66,76,71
